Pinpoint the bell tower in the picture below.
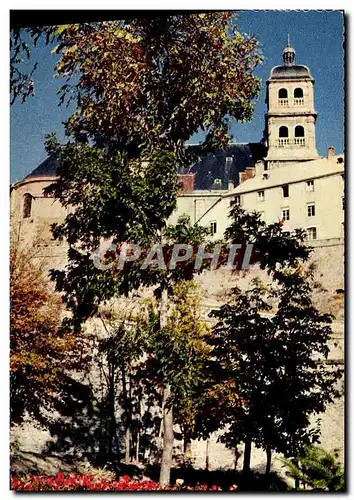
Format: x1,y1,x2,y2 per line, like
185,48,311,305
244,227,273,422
264,39,319,168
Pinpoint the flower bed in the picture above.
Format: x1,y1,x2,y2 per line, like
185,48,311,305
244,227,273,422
11,473,236,491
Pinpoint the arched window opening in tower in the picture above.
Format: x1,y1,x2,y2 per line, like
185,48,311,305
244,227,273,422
278,126,289,147
279,126,289,138
278,88,288,106
295,125,305,146
23,193,32,218
294,87,304,105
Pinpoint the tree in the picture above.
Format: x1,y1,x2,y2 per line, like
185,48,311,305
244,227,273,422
209,204,342,474
141,216,215,485
209,278,275,475
52,14,261,158
148,281,212,463
10,236,88,424
96,299,150,463
42,14,262,484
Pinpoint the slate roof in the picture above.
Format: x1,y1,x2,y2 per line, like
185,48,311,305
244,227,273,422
25,143,267,190
184,143,266,190
270,65,313,80
25,154,60,179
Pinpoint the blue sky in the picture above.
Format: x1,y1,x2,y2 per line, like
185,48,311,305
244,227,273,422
10,10,345,183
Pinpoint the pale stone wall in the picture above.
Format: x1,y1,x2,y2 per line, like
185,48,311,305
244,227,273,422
10,162,345,475
266,70,318,163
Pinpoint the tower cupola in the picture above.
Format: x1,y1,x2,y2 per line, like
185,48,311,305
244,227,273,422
282,35,295,66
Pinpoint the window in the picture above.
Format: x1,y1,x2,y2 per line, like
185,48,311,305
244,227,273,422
295,125,305,137
226,156,233,164
235,195,241,206
342,197,345,210
23,193,32,218
282,184,289,198
306,180,314,192
307,227,317,240
294,88,303,98
282,208,290,221
278,88,288,99
279,126,289,138
210,221,217,235
307,203,315,217
258,190,265,201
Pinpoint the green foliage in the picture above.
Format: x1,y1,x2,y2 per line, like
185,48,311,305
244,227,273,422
44,144,179,329
226,202,310,275
280,445,345,491
39,15,262,336
77,461,116,481
150,280,211,406
209,206,343,464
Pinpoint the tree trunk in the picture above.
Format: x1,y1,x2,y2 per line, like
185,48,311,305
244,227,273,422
159,287,174,486
265,446,272,476
205,439,210,471
183,428,192,455
242,436,252,475
125,427,131,462
159,383,174,485
121,364,131,463
136,430,140,463
108,355,117,460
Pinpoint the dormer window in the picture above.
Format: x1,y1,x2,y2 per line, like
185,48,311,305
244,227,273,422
23,193,32,219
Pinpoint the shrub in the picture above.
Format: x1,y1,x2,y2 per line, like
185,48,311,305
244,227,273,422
280,445,345,491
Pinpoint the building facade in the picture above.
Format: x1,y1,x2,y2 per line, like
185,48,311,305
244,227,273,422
172,42,345,243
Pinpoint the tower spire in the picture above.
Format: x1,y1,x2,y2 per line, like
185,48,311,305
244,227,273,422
287,33,290,46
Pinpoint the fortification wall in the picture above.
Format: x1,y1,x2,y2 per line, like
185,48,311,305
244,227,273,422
11,239,345,475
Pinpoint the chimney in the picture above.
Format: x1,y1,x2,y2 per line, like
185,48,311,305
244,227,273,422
238,166,255,185
328,146,335,158
178,173,195,193
228,180,234,191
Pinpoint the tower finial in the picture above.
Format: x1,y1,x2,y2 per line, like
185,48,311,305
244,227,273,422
282,38,295,66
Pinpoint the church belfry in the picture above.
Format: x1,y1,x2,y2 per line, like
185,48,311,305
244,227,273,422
264,40,319,168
